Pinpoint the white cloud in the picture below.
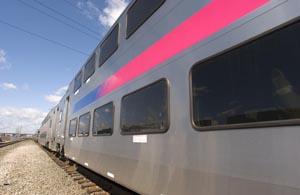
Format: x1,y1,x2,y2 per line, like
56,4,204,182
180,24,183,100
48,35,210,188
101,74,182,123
44,95,62,104
0,82,17,90
0,49,11,70
77,0,101,20
44,85,68,105
0,107,47,134
0,49,7,64
55,85,68,96
77,0,129,28
99,0,129,28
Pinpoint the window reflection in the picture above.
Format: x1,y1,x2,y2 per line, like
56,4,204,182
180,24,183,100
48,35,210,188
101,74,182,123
126,0,165,38
99,24,119,66
74,71,82,93
121,79,169,134
192,21,300,129
84,54,95,82
69,118,77,137
78,113,90,136
93,102,114,136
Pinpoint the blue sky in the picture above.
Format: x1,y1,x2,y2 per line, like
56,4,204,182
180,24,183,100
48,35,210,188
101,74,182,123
0,0,129,134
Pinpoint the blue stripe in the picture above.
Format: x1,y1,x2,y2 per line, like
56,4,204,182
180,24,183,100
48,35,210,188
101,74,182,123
73,88,98,113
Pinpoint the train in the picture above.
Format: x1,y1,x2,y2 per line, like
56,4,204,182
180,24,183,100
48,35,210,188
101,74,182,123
38,0,300,194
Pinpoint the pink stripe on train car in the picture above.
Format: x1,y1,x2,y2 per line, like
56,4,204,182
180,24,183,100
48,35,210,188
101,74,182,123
74,0,269,112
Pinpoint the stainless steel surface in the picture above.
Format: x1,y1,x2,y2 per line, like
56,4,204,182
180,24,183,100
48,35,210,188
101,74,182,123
38,0,300,194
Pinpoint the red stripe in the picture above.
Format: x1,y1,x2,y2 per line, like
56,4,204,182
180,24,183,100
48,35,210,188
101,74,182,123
99,0,269,97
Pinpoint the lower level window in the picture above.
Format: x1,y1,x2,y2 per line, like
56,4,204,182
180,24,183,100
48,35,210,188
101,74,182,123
93,102,114,136
69,118,77,137
78,112,90,136
191,21,300,130
121,79,169,135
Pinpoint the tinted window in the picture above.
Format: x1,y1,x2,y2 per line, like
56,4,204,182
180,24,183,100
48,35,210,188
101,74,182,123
84,54,96,82
121,79,169,134
99,24,119,66
69,118,77,137
93,102,114,136
126,0,165,38
78,112,90,136
191,21,300,130
74,71,82,93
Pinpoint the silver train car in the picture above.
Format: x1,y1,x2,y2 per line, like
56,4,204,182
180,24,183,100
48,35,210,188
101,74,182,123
38,0,300,194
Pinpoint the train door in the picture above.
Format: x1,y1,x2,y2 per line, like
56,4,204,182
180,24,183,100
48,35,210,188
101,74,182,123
61,96,70,155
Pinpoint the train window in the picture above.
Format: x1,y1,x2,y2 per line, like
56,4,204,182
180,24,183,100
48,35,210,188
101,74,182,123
92,102,114,136
84,54,96,82
69,118,77,137
99,24,119,66
74,71,82,93
59,111,63,122
191,21,300,130
78,112,90,136
121,79,169,135
126,0,165,38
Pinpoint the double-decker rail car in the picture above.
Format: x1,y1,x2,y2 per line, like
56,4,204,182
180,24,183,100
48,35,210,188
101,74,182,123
38,93,71,153
38,107,55,148
39,0,300,194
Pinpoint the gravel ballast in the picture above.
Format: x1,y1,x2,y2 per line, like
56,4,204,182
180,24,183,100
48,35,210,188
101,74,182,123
0,140,86,195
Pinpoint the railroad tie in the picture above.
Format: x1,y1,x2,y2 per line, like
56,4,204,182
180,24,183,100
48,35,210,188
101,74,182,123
41,146,110,195
81,182,96,189
56,161,65,167
92,192,110,195
69,172,80,176
63,166,70,170
73,176,85,181
78,179,89,184
86,186,102,194
66,166,77,172
71,174,82,178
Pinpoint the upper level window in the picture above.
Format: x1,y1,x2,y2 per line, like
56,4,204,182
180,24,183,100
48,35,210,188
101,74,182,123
78,112,91,136
92,102,114,136
84,54,96,82
191,21,300,130
69,118,77,137
121,79,169,135
99,24,119,66
126,0,165,38
74,71,82,93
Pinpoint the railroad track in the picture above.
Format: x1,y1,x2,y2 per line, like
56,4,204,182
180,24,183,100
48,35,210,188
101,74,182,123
42,148,110,195
42,147,138,195
0,139,26,148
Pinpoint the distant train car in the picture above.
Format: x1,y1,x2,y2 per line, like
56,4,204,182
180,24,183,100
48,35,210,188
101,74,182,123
38,106,61,149
39,0,300,194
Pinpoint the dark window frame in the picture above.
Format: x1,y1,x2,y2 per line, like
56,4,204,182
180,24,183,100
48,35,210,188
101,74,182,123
126,0,166,39
99,24,119,67
84,54,96,82
189,20,300,132
69,118,78,137
120,78,170,135
74,71,82,93
78,112,91,137
92,102,114,136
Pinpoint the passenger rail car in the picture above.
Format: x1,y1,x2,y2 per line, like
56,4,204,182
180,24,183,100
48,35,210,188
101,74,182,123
38,0,300,194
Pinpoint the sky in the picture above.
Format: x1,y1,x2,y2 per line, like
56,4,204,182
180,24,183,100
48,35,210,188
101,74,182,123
0,0,130,134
